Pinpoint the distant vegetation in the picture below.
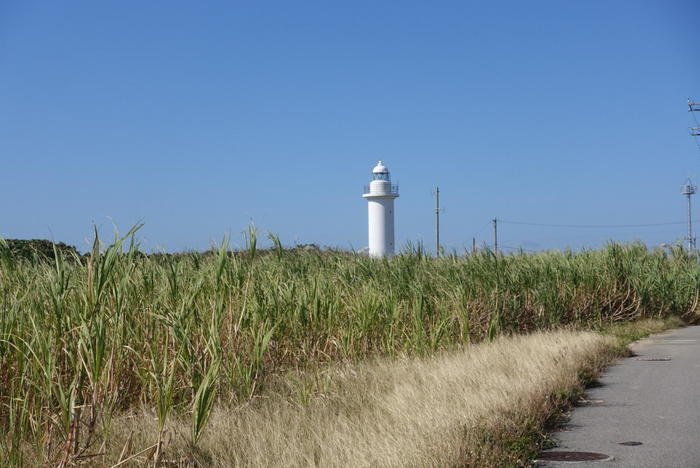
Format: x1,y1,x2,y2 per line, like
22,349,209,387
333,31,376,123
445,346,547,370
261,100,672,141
0,226,698,465
0,239,80,262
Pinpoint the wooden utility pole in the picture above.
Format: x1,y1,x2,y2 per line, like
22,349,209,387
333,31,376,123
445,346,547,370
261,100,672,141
435,187,441,256
472,237,476,254
492,218,498,253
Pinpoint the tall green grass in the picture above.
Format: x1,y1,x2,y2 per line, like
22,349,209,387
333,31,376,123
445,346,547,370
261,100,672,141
0,228,698,464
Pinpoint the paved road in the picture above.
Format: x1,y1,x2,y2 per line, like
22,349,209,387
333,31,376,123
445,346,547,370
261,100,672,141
538,325,700,467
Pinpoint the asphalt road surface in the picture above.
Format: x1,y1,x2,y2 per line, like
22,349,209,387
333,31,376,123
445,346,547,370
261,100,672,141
538,325,700,467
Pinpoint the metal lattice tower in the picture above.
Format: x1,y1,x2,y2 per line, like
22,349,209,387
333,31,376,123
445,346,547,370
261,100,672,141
681,179,697,250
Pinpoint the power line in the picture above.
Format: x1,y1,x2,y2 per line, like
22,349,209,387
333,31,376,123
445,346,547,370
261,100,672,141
472,220,493,237
500,245,539,253
499,219,695,229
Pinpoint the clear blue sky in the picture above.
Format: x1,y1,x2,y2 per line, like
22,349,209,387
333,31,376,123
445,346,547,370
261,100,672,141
1,1,698,253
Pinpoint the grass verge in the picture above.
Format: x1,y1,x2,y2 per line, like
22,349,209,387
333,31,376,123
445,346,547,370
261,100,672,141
102,329,621,467
600,316,686,352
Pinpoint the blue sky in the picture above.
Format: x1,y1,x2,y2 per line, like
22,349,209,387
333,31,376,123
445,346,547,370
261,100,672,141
1,1,698,253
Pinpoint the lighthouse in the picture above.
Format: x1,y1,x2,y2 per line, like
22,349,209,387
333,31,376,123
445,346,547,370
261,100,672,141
362,161,399,258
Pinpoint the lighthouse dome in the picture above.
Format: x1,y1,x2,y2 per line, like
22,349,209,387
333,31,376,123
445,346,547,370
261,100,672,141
372,161,389,174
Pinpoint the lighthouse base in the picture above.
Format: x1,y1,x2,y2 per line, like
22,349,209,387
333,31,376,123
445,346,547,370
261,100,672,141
367,198,395,258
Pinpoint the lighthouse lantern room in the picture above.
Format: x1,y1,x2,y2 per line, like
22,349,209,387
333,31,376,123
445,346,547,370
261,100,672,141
362,161,399,258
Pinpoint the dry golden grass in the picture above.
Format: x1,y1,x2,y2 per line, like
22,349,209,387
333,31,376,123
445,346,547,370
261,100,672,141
104,330,617,467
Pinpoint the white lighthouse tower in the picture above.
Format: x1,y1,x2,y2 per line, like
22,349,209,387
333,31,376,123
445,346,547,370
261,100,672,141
362,161,399,258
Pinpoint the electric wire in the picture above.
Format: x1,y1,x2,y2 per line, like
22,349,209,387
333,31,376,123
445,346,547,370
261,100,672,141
471,100,700,248
499,219,695,229
500,245,539,253
472,220,492,237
